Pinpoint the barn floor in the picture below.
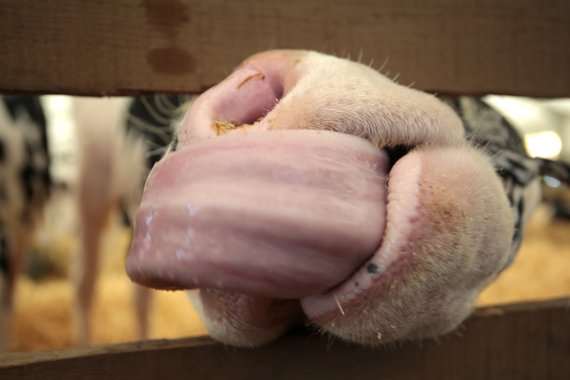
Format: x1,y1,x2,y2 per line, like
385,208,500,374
7,192,570,352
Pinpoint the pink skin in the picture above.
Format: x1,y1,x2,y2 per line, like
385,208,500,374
127,50,514,347
128,131,389,298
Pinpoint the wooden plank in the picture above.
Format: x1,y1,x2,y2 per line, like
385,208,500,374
0,0,569,97
1,298,569,380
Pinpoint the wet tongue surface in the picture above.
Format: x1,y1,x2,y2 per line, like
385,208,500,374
126,129,388,299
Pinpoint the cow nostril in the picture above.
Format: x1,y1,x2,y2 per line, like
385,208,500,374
212,67,284,136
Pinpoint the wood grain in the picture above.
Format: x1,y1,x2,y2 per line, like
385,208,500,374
0,0,568,97
1,298,569,380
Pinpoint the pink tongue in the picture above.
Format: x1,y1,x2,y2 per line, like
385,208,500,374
126,129,388,299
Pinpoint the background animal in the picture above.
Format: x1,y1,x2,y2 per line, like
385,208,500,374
0,96,51,350
73,94,189,344
1,94,189,349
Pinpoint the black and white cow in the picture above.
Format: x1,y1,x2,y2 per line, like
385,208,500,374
0,94,187,348
0,96,51,350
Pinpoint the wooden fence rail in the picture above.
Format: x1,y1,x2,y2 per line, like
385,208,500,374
0,0,569,97
1,298,569,380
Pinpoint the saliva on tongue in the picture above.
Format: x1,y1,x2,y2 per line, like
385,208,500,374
126,129,389,300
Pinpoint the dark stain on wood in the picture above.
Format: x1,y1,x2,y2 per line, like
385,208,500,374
147,47,195,75
143,0,190,39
